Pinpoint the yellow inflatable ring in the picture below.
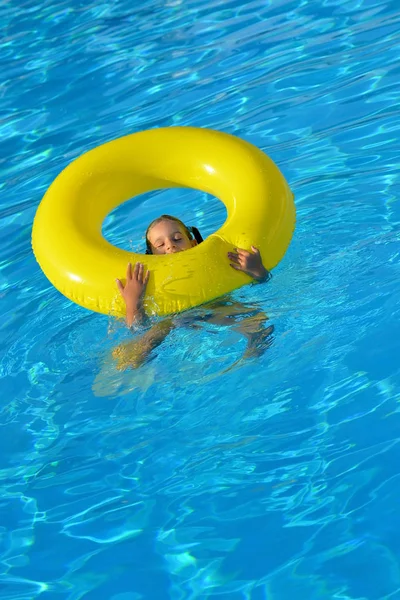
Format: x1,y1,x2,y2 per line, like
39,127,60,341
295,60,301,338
32,127,295,317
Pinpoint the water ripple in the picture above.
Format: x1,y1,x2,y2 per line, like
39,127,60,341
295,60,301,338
1,0,400,598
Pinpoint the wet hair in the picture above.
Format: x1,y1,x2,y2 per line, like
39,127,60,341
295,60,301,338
145,214,203,254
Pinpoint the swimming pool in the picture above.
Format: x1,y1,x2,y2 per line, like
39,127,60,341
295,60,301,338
1,0,400,598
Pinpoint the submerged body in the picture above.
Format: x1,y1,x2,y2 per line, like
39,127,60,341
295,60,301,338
114,216,273,369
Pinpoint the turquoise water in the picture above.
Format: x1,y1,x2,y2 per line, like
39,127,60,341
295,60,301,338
2,0,400,598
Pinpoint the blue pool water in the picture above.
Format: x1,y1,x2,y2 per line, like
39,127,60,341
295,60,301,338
2,0,400,598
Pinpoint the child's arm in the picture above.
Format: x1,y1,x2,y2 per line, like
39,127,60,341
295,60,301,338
227,246,270,282
116,262,150,328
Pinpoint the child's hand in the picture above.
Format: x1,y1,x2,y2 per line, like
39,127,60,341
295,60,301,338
228,246,269,282
116,262,150,310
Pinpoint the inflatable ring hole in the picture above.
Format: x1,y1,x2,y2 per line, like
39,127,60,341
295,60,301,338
102,187,227,254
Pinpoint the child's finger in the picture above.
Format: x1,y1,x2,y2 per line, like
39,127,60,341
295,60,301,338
230,263,242,271
227,252,240,264
251,246,260,255
126,262,132,280
138,262,144,281
236,248,250,257
144,270,150,285
116,279,124,294
133,262,141,278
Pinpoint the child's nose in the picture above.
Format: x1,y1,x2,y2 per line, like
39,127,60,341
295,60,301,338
166,239,176,252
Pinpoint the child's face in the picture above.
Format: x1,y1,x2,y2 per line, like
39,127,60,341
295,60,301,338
147,219,197,255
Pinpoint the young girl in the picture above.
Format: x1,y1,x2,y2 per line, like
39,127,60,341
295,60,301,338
113,215,273,369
